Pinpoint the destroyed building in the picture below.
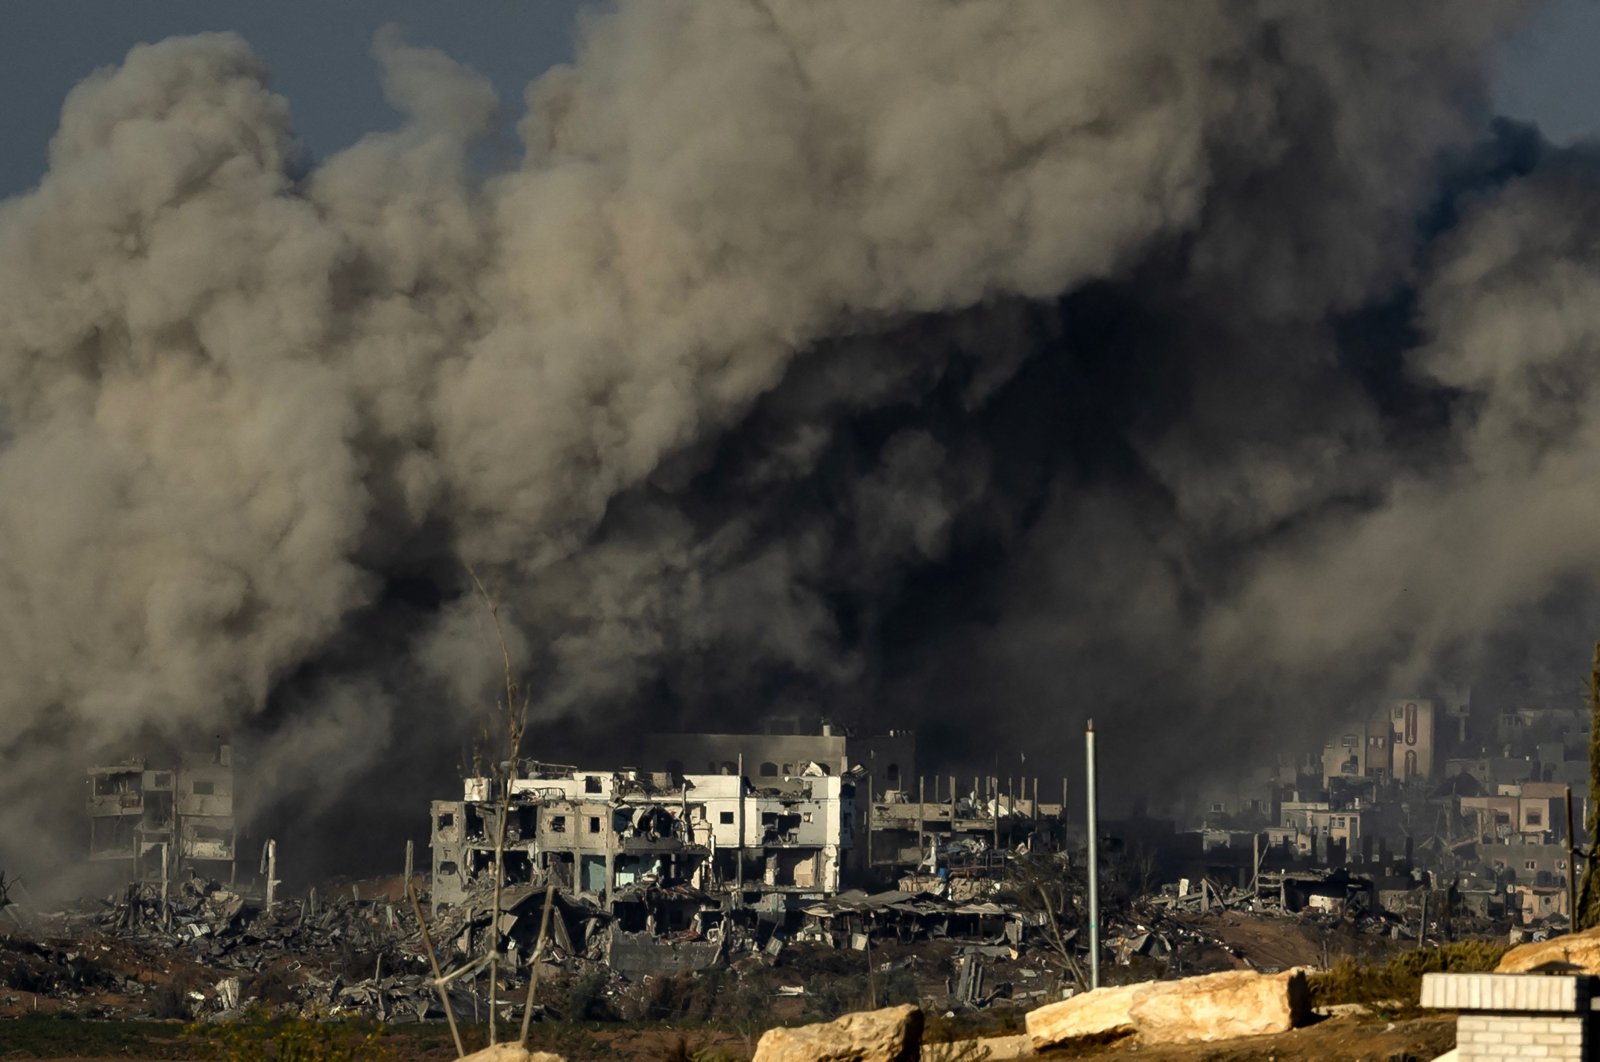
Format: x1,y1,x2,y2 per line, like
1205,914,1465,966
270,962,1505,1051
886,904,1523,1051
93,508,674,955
644,725,1067,881
429,724,1075,931
429,760,852,914
86,744,238,895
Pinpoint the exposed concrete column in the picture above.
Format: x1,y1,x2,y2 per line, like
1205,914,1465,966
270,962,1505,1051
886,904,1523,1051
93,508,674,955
604,851,613,913
917,776,926,871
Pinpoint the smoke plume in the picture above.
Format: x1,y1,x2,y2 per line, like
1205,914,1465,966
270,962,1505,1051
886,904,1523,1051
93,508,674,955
7,0,1594,880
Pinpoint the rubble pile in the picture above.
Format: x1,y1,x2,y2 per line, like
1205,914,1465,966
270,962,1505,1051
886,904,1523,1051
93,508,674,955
0,854,1513,1035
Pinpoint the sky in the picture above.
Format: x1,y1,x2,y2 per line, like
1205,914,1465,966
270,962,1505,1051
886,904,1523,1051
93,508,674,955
0,0,1596,199
0,0,589,196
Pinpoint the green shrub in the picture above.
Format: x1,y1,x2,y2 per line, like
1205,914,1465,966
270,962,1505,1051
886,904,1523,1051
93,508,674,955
1308,940,1510,1011
184,1007,390,1062
560,969,614,1022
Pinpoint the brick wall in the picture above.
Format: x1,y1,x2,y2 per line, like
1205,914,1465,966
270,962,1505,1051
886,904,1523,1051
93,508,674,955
1456,1012,1588,1060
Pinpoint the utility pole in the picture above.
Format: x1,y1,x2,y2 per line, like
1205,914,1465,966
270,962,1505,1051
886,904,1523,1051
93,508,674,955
737,753,745,893
865,773,874,876
1567,787,1578,926
1252,831,1261,905
1086,719,1100,990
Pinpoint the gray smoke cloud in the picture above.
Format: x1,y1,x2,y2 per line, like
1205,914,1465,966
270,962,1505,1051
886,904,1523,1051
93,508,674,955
0,1,1574,880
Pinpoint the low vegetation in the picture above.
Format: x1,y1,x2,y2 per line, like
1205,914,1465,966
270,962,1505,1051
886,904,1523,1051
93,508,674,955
1308,940,1510,1012
185,1009,391,1062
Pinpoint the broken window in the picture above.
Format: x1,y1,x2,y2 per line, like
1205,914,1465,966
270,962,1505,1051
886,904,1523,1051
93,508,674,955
585,775,602,794
759,762,778,777
886,763,901,789
192,780,215,796
719,811,734,825
439,861,459,877
588,816,601,834
781,763,794,776
802,812,813,823
580,855,606,893
550,815,567,832
1527,810,1543,826
437,813,455,830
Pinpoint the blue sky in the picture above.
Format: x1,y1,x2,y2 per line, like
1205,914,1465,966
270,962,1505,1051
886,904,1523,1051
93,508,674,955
0,0,587,196
0,0,1594,198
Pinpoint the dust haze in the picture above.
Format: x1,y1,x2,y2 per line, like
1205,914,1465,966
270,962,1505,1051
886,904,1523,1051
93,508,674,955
6,0,1596,880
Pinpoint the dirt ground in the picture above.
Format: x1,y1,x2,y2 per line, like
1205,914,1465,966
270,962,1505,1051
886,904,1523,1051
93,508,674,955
0,1011,1455,1062
1037,1012,1455,1061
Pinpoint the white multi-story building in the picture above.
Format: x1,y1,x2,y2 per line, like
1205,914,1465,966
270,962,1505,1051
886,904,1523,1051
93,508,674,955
429,762,851,912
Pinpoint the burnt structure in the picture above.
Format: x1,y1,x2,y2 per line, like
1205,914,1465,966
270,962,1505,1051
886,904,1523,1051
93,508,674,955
429,727,1072,922
85,743,238,896
429,761,850,915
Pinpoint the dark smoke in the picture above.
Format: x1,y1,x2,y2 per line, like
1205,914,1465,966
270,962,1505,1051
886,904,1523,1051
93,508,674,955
11,1,1600,883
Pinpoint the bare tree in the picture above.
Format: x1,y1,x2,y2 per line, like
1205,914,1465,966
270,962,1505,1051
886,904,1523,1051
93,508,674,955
466,565,530,1046
1001,851,1087,989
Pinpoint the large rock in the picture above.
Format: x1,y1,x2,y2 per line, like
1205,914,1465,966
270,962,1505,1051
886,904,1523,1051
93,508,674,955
459,1045,567,1062
1127,969,1310,1044
754,1003,923,1062
1025,970,1311,1050
1025,983,1144,1049
1497,926,1600,973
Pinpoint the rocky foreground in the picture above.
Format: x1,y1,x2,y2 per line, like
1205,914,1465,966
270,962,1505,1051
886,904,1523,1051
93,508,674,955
451,966,1321,1061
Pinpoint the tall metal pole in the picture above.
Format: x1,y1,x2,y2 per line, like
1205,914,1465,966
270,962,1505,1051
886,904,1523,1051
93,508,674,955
1567,786,1578,925
1086,719,1100,990
736,753,745,893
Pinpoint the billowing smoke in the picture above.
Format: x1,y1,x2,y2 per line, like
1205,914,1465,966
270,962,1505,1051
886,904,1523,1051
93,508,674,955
5,0,1590,880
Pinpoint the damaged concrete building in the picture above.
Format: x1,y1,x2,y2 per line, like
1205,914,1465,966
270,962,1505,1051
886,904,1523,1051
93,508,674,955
430,724,1074,931
429,760,850,916
86,744,239,894
645,726,1066,880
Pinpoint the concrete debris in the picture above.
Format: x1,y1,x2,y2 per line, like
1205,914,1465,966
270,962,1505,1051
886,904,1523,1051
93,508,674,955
752,1003,922,1062
1125,968,1311,1044
1027,969,1311,1049
1025,982,1144,1048
1496,924,1600,974
458,1048,568,1062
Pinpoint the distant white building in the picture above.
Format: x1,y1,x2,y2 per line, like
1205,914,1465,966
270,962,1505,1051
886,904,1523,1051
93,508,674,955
429,761,851,912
